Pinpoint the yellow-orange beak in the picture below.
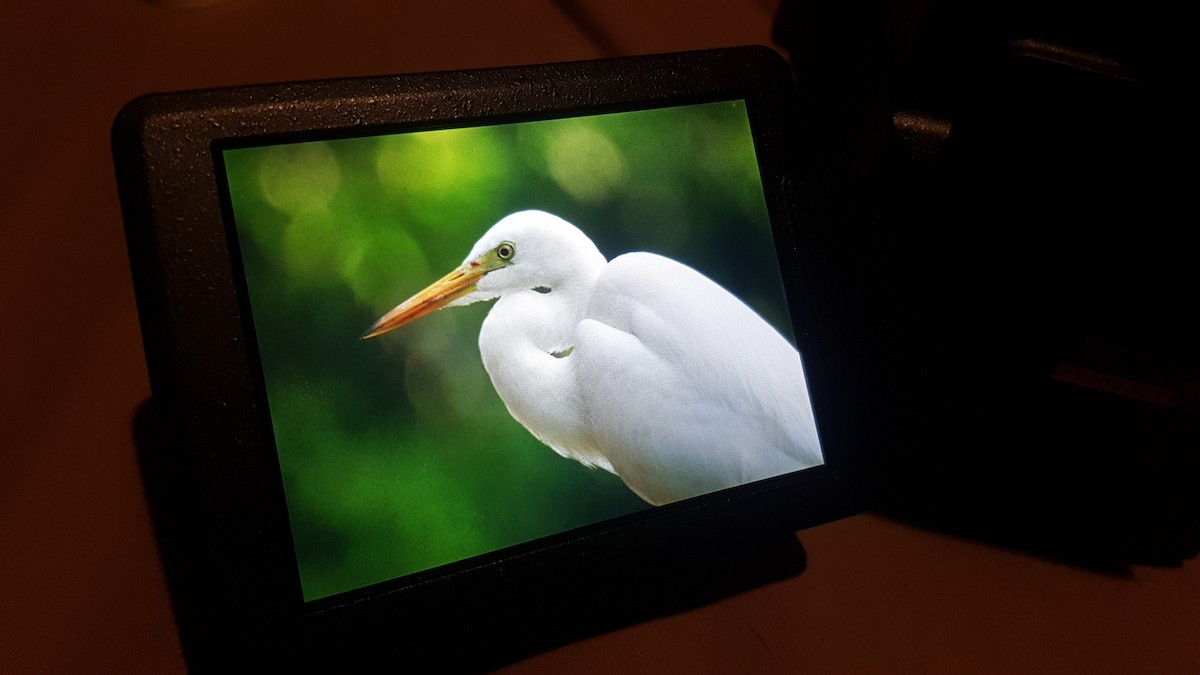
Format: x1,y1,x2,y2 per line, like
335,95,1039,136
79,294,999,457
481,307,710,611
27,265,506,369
361,264,486,340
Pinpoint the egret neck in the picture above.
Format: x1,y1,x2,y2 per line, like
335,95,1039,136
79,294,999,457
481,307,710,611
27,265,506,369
476,237,611,471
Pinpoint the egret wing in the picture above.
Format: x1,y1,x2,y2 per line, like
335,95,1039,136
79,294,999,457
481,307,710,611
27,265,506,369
575,252,821,505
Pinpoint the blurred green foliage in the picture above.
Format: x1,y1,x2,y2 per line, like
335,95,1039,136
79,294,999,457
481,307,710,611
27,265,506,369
223,99,794,601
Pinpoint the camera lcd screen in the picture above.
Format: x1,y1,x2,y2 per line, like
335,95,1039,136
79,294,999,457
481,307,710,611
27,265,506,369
217,98,826,602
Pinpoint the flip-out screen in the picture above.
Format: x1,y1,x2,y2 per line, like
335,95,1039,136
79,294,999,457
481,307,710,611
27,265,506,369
218,98,824,602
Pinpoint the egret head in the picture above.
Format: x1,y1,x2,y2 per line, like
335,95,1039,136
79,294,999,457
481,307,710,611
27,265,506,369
361,210,606,340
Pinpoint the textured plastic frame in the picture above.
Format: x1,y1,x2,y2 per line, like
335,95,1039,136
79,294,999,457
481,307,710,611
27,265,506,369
113,46,867,671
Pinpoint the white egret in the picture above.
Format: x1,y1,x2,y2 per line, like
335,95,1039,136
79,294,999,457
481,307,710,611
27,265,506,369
363,210,822,505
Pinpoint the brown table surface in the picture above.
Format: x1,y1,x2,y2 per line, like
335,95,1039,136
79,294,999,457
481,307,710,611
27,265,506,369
2,1,1197,672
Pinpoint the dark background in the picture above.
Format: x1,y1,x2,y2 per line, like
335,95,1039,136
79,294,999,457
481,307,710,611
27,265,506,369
1,0,1196,672
773,0,1199,571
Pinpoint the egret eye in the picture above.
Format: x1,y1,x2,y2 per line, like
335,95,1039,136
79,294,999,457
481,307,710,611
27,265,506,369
496,242,515,260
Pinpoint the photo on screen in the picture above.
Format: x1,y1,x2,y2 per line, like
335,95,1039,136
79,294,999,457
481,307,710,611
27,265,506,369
219,99,824,602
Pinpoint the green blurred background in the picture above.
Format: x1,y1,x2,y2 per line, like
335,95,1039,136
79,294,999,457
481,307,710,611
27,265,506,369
222,99,794,601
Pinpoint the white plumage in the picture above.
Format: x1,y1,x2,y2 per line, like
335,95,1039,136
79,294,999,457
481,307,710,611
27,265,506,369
364,210,822,505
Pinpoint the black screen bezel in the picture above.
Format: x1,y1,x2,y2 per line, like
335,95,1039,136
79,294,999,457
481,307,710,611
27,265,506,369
114,46,868,670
